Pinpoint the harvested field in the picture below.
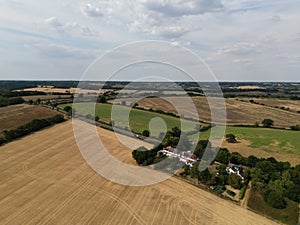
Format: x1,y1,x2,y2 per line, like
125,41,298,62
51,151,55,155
22,87,112,94
113,97,300,127
0,104,62,137
239,98,300,113
0,121,279,225
21,95,72,101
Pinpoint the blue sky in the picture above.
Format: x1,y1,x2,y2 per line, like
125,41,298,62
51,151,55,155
0,0,300,81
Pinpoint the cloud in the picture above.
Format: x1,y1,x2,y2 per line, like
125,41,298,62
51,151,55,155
44,17,99,37
233,58,253,64
127,0,212,38
142,0,224,17
80,3,103,17
149,25,190,38
218,42,260,55
24,41,96,59
44,17,62,27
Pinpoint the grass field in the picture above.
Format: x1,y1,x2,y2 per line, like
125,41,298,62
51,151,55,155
0,104,63,137
197,126,300,165
113,97,300,128
59,103,199,137
0,121,279,225
59,102,300,165
225,127,300,154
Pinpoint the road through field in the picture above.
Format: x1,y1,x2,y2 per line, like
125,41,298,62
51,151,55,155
0,121,279,225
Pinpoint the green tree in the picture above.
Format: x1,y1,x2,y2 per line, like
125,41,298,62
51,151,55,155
171,126,181,137
215,148,230,164
290,125,300,131
228,173,243,189
265,190,286,209
229,152,244,165
97,95,107,103
262,118,274,128
225,134,237,143
198,168,212,184
142,129,150,137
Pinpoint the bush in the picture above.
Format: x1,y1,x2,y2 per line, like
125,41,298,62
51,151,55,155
0,138,6,146
290,125,300,131
142,129,150,137
239,185,247,199
225,133,237,143
265,190,286,209
262,119,274,128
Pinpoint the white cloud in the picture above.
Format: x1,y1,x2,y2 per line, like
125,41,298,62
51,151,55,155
149,26,189,38
24,41,97,59
80,3,103,17
233,58,253,64
218,42,260,55
1,0,300,80
44,17,62,27
44,17,99,37
141,0,224,17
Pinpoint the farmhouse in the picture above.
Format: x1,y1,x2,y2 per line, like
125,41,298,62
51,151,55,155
226,163,245,179
158,147,198,167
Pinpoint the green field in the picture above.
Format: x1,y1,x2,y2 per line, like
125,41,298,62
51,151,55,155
59,103,199,137
59,103,300,155
224,127,300,154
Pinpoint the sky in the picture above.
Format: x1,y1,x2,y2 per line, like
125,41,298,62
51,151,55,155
0,0,300,81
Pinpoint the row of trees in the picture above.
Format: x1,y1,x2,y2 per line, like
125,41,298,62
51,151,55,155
0,96,25,107
2,114,65,143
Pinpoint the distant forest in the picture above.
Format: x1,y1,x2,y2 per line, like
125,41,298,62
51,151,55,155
1,81,300,98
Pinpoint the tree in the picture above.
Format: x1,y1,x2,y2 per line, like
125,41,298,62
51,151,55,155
265,190,286,209
142,129,150,137
193,140,210,158
262,119,274,128
215,148,230,164
97,95,107,103
171,126,181,137
225,134,237,143
245,155,259,167
290,125,300,131
63,106,72,113
229,152,244,165
228,173,243,189
0,138,6,146
285,181,300,202
198,168,212,184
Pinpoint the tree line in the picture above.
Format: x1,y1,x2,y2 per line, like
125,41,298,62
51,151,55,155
0,114,65,145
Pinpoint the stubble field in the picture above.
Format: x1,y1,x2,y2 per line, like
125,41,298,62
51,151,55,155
113,97,300,128
0,104,63,137
0,121,279,225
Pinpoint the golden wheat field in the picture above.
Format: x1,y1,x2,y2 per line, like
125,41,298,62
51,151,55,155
0,121,279,225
